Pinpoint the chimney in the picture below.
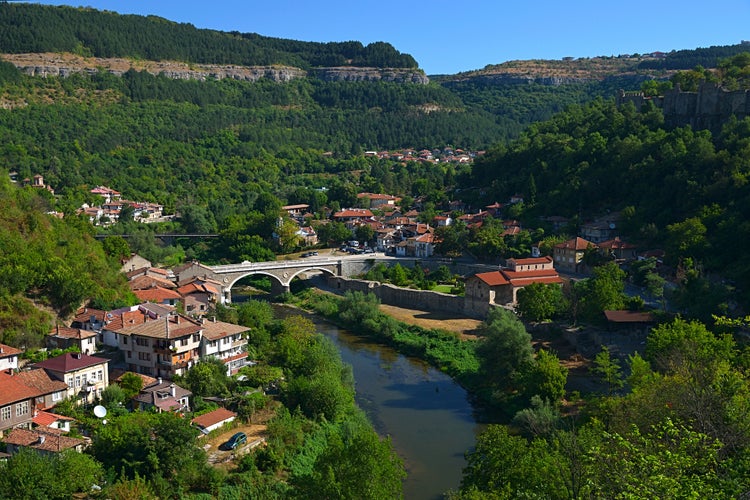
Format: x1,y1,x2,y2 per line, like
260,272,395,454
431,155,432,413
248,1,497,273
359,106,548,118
38,435,45,445
158,377,162,385
170,384,176,398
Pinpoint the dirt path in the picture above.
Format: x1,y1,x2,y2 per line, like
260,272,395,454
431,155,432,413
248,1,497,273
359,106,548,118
377,304,482,339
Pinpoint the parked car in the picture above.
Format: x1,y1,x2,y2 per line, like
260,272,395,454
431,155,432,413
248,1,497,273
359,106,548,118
223,432,247,450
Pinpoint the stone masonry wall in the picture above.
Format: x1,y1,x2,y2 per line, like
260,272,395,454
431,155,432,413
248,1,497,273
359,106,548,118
326,276,486,318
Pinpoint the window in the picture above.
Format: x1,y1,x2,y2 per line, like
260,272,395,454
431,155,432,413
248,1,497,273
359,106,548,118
15,401,29,417
67,378,74,388
136,337,149,347
138,352,151,361
123,337,128,345
75,376,81,387
127,351,132,358
52,391,63,402
1,406,10,420
97,370,103,381
82,374,87,386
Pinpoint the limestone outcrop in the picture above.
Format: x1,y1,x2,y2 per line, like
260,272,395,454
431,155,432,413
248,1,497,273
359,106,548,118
2,53,428,84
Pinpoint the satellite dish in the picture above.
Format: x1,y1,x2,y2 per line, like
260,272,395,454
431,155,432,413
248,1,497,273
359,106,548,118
93,405,107,418
609,223,616,229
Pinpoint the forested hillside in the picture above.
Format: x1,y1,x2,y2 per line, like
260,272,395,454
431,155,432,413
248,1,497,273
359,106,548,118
0,3,417,69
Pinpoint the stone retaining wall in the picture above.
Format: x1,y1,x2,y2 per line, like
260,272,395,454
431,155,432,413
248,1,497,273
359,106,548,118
326,276,486,318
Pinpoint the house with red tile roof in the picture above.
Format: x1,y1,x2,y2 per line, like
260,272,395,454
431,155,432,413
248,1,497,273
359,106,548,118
32,410,74,432
16,369,69,411
414,232,437,258
357,193,401,208
0,370,42,433
115,314,202,379
177,278,222,317
133,286,182,307
90,185,121,203
200,318,251,375
465,257,563,315
33,353,109,406
553,237,597,273
192,407,237,435
46,326,97,355
4,427,87,456
129,274,177,291
0,343,21,371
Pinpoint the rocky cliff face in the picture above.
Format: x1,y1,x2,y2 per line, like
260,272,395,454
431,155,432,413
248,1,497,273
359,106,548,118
311,67,429,84
2,53,428,84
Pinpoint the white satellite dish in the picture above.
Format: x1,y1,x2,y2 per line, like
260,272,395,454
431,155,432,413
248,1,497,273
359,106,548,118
93,405,107,418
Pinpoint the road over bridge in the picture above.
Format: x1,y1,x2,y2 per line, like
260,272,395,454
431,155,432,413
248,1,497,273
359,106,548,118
204,256,379,300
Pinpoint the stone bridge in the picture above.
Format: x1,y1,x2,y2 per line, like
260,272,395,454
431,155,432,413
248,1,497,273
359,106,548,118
205,257,377,301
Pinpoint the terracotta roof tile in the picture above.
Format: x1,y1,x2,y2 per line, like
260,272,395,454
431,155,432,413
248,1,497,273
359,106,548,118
48,326,96,340
16,369,68,394
555,237,596,251
191,407,237,429
0,343,22,358
474,271,510,286
0,370,43,406
4,427,85,453
134,286,182,303
200,320,250,341
116,315,201,340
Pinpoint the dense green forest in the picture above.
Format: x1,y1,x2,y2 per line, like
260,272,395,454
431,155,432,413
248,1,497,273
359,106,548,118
0,3,417,69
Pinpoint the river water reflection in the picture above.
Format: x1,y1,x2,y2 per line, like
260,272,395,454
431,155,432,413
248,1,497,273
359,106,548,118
274,306,481,500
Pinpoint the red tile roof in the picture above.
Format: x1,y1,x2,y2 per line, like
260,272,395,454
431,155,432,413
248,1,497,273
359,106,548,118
134,286,182,303
176,282,220,297
200,319,249,341
73,308,107,324
48,326,96,340
116,315,201,340
32,410,73,427
333,209,374,218
4,427,85,453
16,369,68,395
0,343,21,358
0,370,43,406
555,237,596,251
129,275,176,290
104,309,155,331
507,256,553,266
474,271,510,286
191,407,237,429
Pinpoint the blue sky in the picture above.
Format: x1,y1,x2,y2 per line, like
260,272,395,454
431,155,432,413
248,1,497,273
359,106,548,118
21,1,750,75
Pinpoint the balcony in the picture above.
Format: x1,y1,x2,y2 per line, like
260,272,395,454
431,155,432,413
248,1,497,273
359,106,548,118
153,345,173,356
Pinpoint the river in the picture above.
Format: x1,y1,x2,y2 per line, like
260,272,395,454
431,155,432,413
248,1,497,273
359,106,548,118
274,305,480,500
